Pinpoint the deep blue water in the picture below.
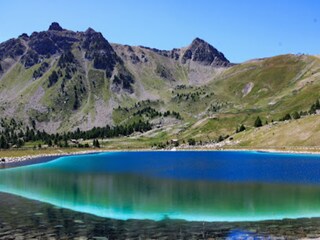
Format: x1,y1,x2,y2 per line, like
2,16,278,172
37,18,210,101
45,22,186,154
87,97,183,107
1,150,320,221
42,151,320,184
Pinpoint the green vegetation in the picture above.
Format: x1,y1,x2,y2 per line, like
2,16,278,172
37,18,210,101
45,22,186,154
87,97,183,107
254,116,263,128
188,138,196,146
0,117,151,150
48,70,59,87
112,101,182,126
33,62,49,79
236,124,246,133
2,32,320,151
93,139,100,148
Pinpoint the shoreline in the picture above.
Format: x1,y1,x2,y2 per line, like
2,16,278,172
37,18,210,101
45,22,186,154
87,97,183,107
0,149,107,165
1,147,320,166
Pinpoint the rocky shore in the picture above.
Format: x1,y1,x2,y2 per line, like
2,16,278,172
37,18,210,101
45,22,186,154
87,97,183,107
0,150,106,165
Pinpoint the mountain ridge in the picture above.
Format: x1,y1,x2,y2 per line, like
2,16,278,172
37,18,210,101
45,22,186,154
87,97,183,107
0,22,319,150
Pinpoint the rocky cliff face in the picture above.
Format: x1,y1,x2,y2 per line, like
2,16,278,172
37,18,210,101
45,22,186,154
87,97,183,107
0,22,232,132
0,38,26,60
0,22,231,89
82,28,120,77
181,38,230,66
139,37,230,67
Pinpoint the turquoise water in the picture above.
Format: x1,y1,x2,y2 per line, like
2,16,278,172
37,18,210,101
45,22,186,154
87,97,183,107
1,151,320,221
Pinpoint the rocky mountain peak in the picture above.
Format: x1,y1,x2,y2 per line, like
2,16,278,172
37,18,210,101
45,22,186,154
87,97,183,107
48,22,64,31
139,38,230,67
84,27,96,35
181,37,230,66
190,37,207,45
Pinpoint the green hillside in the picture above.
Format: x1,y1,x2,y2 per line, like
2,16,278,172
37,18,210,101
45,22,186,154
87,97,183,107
1,23,320,150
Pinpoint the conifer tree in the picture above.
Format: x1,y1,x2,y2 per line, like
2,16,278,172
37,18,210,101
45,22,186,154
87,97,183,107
239,124,246,132
254,116,263,128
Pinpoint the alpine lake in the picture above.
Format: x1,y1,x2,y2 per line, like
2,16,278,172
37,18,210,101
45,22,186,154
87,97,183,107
1,151,320,239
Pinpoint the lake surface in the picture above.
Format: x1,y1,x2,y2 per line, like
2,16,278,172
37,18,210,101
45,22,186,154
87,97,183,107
1,151,320,222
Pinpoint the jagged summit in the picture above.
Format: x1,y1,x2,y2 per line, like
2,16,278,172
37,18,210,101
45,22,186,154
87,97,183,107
0,21,315,147
191,37,207,45
138,37,230,66
48,22,64,31
84,27,96,35
181,37,230,66
0,23,237,132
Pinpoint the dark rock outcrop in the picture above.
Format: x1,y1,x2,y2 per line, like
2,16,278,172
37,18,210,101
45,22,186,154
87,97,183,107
24,24,78,67
139,46,175,59
182,38,230,66
29,32,59,56
49,32,78,51
82,28,120,77
112,45,142,64
21,50,40,68
29,31,78,57
48,22,63,31
155,64,174,81
0,39,25,60
141,38,230,67
19,33,29,41
57,50,76,68
112,68,135,93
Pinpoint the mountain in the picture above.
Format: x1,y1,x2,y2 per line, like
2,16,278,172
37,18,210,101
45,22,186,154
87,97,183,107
1,22,320,148
0,22,230,132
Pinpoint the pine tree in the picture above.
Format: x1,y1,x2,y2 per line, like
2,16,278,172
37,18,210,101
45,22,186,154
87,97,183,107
280,113,291,121
309,104,317,114
17,139,24,148
254,116,263,128
188,138,196,145
48,70,59,87
239,124,246,132
0,135,8,149
292,111,300,119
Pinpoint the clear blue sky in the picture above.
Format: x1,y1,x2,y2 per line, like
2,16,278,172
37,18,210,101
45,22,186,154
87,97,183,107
1,0,320,63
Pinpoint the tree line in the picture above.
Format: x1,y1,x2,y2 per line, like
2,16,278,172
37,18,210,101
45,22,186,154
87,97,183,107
0,118,152,149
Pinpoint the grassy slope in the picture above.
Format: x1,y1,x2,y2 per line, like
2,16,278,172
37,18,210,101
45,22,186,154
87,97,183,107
2,50,320,149
154,54,320,145
232,114,320,148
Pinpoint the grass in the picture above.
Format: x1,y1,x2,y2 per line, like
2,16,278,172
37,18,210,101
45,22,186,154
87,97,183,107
232,114,320,147
2,48,320,150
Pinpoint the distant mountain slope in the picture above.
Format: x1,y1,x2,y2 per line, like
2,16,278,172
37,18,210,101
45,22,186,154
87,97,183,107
0,22,320,144
0,23,231,132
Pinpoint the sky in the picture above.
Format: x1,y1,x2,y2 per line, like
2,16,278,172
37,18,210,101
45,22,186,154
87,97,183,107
1,0,320,63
